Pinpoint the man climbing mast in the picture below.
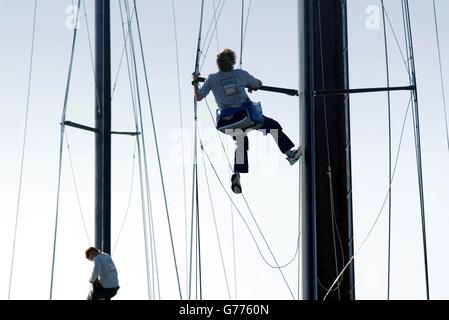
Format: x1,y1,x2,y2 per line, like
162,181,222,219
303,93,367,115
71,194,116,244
193,48,302,194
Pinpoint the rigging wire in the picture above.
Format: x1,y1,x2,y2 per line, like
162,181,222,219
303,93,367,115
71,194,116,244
201,143,295,299
200,0,221,52
199,0,227,72
212,0,239,289
202,99,300,269
200,0,225,58
81,0,136,103
170,0,189,297
211,0,238,300
324,96,413,299
402,0,430,300
211,0,238,296
119,1,152,299
318,278,341,293
8,0,38,300
240,194,299,270
296,1,302,300
212,0,221,52
432,0,449,153
189,0,205,300
380,0,393,300
239,0,253,67
132,0,183,299
80,0,101,114
119,0,156,299
111,5,136,100
199,149,232,299
65,131,91,245
81,0,97,105
382,8,409,74
112,140,137,254
120,1,160,299
227,138,238,300
212,124,299,267
242,0,253,47
296,151,301,300
239,0,245,68
50,0,82,300
188,146,198,299
196,167,202,300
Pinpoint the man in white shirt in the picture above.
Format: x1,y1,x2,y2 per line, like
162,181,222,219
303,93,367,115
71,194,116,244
85,247,120,300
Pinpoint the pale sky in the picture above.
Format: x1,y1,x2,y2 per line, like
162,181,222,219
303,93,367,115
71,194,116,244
0,0,448,300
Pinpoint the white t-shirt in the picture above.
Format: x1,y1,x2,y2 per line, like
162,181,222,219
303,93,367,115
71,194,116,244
198,69,261,109
90,252,119,288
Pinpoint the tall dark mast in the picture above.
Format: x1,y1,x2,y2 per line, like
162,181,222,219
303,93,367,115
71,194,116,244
95,0,111,254
301,0,355,300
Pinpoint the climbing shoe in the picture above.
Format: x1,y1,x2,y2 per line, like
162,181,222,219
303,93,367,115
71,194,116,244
231,173,242,194
286,147,302,165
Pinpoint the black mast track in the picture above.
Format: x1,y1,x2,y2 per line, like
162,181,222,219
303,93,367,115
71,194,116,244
95,0,111,254
303,0,355,300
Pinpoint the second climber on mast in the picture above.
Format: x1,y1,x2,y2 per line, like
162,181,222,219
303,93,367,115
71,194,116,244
193,48,302,194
